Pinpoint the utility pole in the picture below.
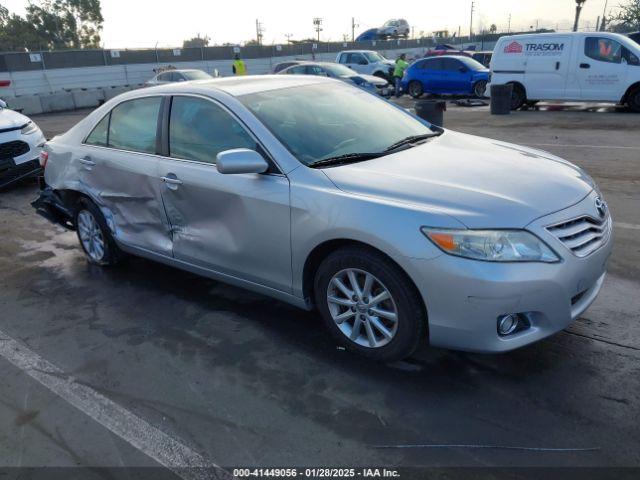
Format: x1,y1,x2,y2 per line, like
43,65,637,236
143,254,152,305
573,0,587,32
313,17,323,43
255,19,264,45
351,17,358,42
600,0,608,31
285,33,293,44
469,1,475,41
508,13,511,33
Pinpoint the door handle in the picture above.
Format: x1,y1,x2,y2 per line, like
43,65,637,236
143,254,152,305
161,176,183,186
78,157,95,171
555,61,560,70
580,63,591,69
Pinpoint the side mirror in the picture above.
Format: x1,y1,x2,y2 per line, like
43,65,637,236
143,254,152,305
359,60,368,65
459,66,468,73
0,99,6,109
216,148,268,174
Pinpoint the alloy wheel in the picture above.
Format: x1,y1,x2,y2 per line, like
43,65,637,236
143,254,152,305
326,268,399,348
77,210,105,262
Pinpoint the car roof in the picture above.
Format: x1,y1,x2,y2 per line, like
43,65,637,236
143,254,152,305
339,50,376,53
143,74,331,97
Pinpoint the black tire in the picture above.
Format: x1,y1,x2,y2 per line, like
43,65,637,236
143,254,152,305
74,198,122,266
314,247,426,362
510,83,526,110
473,80,487,98
627,88,640,113
408,81,423,99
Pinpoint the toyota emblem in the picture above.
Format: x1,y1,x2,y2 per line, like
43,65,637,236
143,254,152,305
595,197,607,218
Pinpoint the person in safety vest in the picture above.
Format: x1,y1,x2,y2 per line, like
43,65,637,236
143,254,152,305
393,53,409,97
232,54,247,75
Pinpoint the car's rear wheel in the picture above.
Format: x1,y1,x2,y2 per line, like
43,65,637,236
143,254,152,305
408,81,423,98
510,84,526,110
75,199,122,266
473,80,488,98
627,88,640,113
314,247,426,362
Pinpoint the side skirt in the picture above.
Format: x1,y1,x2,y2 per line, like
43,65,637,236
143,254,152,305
117,241,313,311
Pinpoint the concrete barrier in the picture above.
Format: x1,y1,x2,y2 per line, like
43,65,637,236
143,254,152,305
40,92,75,113
72,89,105,108
6,95,43,115
104,86,133,101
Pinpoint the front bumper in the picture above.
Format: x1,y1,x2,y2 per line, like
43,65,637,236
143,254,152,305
0,158,41,190
398,191,613,352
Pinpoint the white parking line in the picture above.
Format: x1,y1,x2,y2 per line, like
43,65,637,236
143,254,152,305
529,143,640,150
615,222,640,231
0,329,231,480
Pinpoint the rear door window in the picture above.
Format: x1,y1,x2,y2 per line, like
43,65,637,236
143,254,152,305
108,97,162,154
168,96,257,164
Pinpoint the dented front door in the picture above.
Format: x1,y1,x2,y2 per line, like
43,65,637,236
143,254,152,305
157,158,292,294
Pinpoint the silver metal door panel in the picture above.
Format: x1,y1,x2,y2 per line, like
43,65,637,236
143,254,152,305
157,158,292,293
79,146,173,255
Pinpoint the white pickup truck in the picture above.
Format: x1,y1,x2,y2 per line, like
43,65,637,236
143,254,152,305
336,50,395,81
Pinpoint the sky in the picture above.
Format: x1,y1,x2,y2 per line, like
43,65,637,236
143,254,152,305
2,0,618,48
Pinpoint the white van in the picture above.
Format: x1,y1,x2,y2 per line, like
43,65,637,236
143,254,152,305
489,32,640,111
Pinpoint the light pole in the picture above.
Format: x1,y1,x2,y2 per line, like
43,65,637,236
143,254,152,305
470,1,475,41
313,18,323,43
573,0,587,32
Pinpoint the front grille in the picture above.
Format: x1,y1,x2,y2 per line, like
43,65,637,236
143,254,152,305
547,215,611,258
0,140,30,160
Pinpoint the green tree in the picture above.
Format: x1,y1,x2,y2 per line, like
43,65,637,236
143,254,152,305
611,0,640,31
489,23,497,34
0,0,103,52
183,35,210,48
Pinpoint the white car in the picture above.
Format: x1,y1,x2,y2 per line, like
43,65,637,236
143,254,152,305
0,99,46,189
489,32,640,111
145,69,214,87
379,19,410,38
336,50,395,80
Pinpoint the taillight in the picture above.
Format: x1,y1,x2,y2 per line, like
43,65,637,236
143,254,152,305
39,151,49,168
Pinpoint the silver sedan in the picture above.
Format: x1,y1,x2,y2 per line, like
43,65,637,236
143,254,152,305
33,76,612,361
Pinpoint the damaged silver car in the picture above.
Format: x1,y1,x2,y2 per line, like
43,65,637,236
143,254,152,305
33,76,611,361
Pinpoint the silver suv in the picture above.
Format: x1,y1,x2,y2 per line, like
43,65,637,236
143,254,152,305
33,76,611,361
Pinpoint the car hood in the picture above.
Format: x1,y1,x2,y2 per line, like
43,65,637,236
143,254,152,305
321,131,594,228
0,107,30,130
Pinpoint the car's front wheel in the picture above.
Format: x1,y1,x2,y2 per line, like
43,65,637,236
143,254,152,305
314,247,426,362
75,199,122,266
408,81,423,98
627,87,640,113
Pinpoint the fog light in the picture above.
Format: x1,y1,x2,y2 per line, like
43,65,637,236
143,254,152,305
497,314,520,336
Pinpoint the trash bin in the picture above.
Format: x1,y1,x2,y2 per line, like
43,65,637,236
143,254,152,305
414,100,446,127
490,84,513,115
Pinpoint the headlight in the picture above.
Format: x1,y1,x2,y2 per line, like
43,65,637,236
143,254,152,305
21,121,39,135
421,228,559,263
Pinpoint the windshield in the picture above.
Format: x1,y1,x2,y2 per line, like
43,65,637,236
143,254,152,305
239,83,433,166
323,64,358,77
183,70,212,80
457,56,488,70
364,52,386,63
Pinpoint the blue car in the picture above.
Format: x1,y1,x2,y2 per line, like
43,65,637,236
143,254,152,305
401,55,489,98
